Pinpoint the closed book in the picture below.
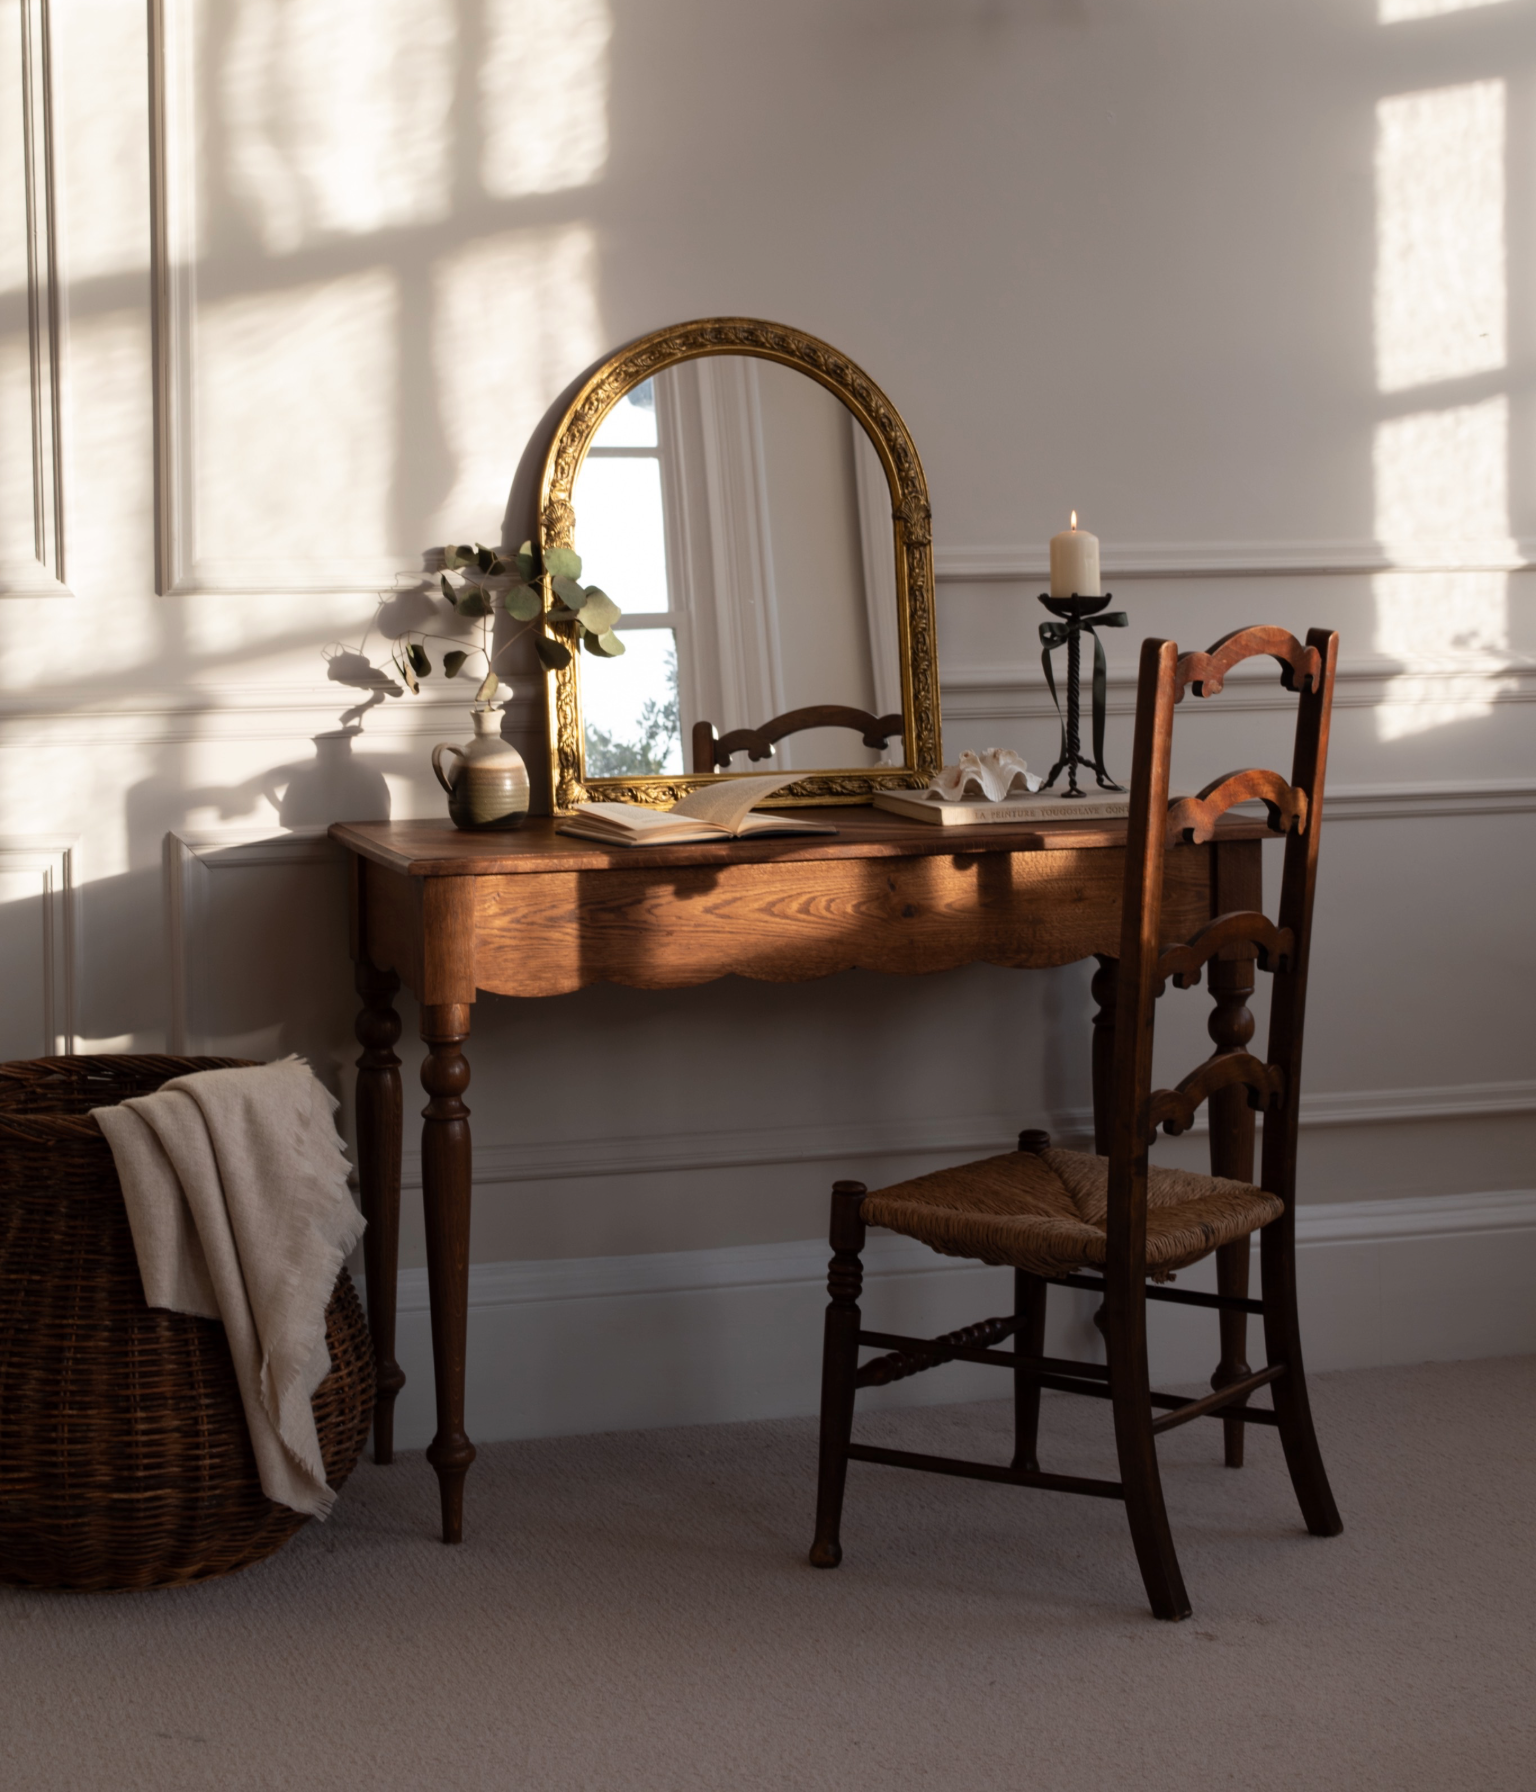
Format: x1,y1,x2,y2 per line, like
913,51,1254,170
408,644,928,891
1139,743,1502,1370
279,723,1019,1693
874,789,1130,827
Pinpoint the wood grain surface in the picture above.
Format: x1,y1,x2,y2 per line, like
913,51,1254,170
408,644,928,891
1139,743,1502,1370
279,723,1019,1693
466,844,1217,997
332,808,1273,880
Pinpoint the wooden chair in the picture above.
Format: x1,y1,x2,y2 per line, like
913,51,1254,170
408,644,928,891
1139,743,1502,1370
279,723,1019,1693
691,706,903,774
809,625,1343,1621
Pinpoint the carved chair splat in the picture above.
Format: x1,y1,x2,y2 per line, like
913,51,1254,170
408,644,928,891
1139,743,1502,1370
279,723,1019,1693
691,705,905,775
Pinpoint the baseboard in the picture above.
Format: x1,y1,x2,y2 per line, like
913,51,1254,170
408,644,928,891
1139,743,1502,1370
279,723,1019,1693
381,1188,1536,1450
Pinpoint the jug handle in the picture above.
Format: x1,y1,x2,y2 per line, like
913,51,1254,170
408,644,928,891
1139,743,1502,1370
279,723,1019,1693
431,742,464,795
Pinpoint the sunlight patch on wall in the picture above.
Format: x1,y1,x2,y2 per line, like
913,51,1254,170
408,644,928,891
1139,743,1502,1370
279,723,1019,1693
480,0,611,198
1374,398,1510,560
0,333,36,564
1379,0,1512,19
54,0,151,281
223,0,456,254
429,226,603,540
0,21,26,293
1372,68,1513,743
57,312,154,613
1372,398,1515,741
1374,81,1504,393
196,270,397,564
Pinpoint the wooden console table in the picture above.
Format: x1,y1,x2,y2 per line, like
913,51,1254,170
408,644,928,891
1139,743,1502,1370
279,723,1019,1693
331,810,1271,1542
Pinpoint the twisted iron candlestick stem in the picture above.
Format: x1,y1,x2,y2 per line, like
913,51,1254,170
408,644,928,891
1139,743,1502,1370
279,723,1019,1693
1038,592,1124,797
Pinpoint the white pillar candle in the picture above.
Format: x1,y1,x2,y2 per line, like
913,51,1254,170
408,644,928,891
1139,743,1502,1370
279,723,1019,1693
1049,512,1101,598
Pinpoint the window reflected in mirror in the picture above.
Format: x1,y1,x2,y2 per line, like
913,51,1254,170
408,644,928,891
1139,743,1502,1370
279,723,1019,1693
571,358,904,779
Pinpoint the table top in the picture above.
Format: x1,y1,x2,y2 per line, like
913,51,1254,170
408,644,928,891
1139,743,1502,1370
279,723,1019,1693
330,809,1275,879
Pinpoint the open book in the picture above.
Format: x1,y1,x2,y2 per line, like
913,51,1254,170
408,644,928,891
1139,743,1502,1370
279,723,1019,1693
555,775,838,847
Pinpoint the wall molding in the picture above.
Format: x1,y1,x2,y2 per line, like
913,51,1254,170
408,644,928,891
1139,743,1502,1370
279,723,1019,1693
164,825,338,1053
0,684,550,752
393,1188,1536,1317
1055,1079,1535,1141
1317,781,1536,821
943,656,1536,722
935,540,1536,581
0,836,77,1053
380,1187,1536,1447
1,0,68,598
401,1079,1534,1196
403,1113,1027,1193
147,0,417,597
2,673,1530,751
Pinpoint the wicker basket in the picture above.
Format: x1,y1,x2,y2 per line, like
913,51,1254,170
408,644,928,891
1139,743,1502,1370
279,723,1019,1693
0,1055,375,1591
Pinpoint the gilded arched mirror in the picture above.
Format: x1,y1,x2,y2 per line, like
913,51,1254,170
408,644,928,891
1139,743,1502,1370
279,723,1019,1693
531,319,941,810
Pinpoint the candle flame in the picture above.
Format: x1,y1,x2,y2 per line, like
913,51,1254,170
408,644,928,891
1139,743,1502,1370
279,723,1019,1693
1070,510,1077,530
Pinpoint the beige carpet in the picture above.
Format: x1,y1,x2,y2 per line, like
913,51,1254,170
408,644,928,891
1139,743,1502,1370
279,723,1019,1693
2,1357,1531,1791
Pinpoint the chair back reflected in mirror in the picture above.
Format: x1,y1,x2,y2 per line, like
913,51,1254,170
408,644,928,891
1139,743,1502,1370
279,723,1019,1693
809,625,1343,1621
691,706,904,774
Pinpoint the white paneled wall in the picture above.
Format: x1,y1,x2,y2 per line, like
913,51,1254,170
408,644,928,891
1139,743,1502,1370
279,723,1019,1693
0,0,1530,1440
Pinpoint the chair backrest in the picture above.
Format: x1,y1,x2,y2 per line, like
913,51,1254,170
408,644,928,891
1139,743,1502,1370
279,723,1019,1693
1107,625,1339,1272
691,705,904,774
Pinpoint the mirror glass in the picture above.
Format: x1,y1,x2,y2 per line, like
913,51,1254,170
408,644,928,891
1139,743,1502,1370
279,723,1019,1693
570,356,904,778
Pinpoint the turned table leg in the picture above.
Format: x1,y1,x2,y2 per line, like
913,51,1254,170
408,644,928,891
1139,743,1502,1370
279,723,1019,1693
1208,841,1261,1469
421,1001,477,1544
355,957,406,1463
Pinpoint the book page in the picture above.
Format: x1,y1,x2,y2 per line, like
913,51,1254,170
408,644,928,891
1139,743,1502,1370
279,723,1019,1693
569,801,702,833
667,774,798,833
734,812,838,835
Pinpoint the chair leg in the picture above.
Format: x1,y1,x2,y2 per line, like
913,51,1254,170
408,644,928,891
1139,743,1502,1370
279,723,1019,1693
810,1181,867,1569
1212,1239,1253,1469
1011,1270,1047,1472
1260,1210,1343,1538
1106,1268,1191,1621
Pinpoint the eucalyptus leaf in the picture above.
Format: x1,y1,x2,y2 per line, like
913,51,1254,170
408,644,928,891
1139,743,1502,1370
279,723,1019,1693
534,634,573,671
406,643,431,678
475,670,500,702
594,630,626,657
543,546,582,581
443,650,468,677
392,644,419,693
442,545,466,571
456,584,491,619
439,573,457,601
474,544,495,573
516,540,539,580
577,587,620,634
550,574,587,610
454,544,476,565
503,582,543,621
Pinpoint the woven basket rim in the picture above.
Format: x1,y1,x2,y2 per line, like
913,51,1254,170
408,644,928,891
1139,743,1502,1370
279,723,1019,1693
0,1055,256,1141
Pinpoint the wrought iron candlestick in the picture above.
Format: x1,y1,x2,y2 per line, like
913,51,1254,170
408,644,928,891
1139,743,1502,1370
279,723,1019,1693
1038,593,1128,796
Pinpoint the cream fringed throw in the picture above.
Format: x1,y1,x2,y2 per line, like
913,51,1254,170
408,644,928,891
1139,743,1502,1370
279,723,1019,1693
92,1059,365,1519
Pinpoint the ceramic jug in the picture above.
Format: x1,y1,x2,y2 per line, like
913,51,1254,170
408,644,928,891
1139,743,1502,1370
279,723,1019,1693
432,708,530,831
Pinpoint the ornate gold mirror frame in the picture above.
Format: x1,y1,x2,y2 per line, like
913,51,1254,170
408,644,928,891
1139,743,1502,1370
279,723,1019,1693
535,318,941,811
